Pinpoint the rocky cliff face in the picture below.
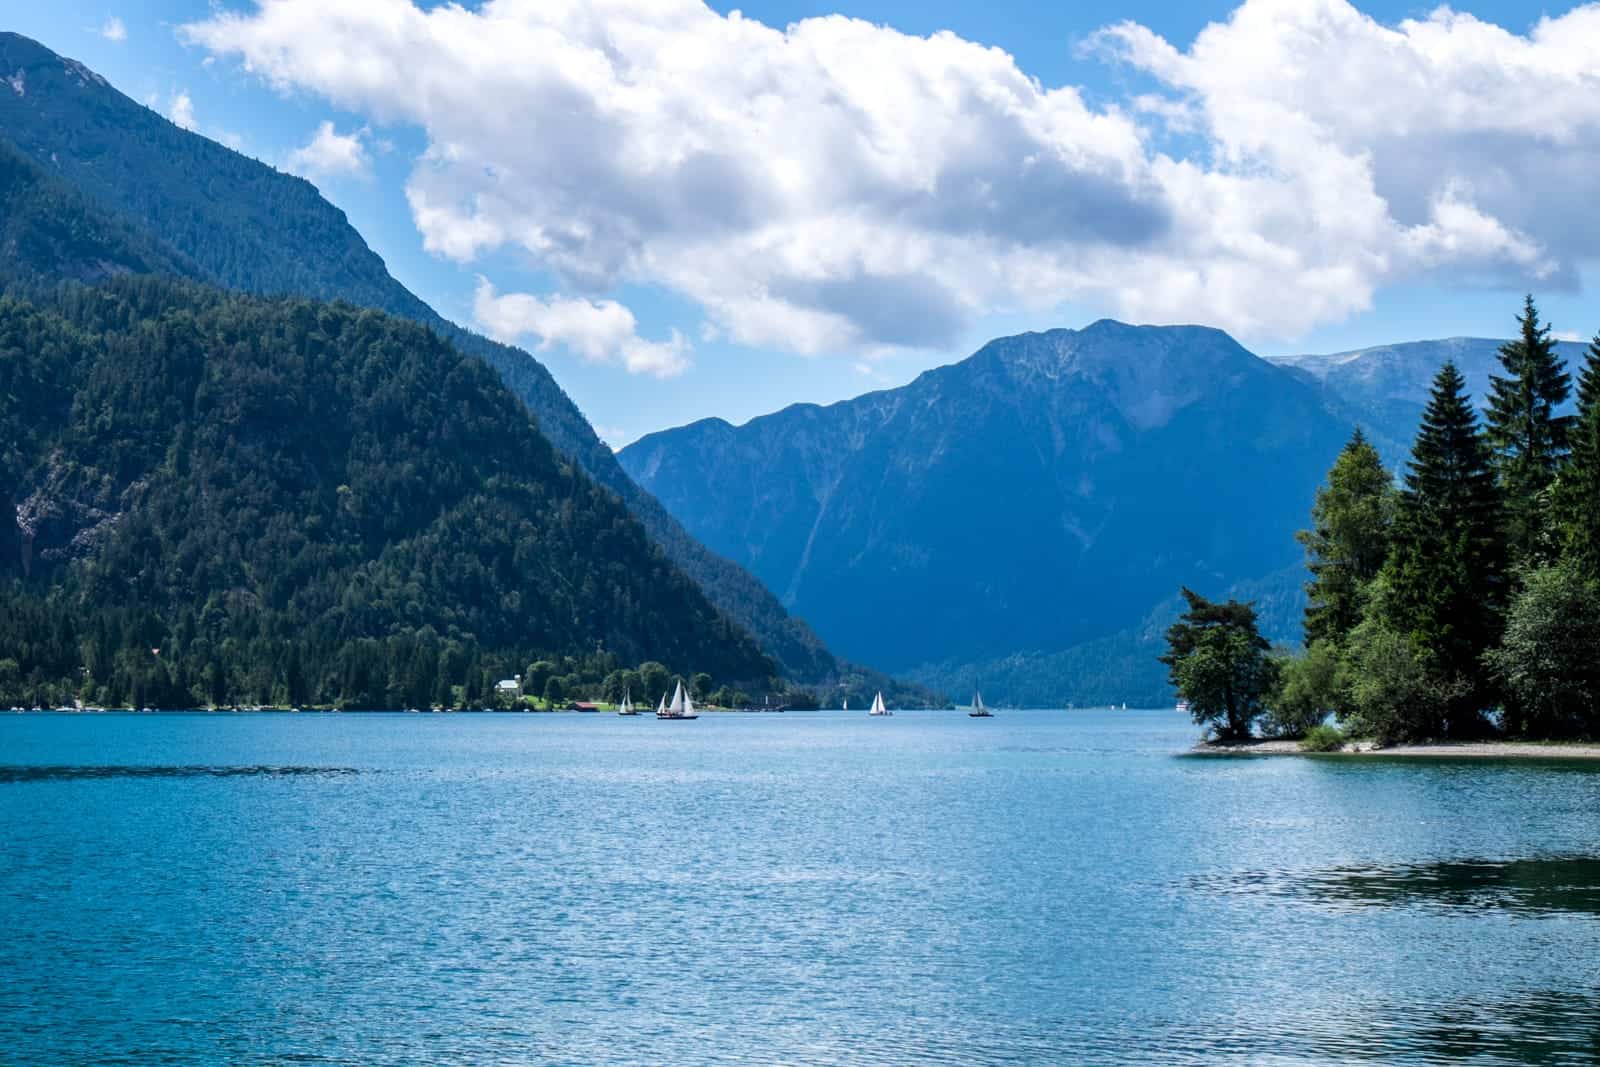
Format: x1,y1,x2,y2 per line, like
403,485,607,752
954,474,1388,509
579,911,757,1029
623,321,1352,675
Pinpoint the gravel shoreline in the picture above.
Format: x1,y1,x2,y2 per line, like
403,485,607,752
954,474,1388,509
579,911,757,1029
1197,738,1600,759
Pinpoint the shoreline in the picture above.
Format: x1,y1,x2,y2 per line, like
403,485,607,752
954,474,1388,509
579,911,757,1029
1197,737,1600,760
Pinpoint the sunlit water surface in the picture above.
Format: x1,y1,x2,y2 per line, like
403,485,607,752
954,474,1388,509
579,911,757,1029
4,709,1600,1064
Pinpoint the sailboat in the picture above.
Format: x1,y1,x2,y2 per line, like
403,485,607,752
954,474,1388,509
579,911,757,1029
618,688,637,715
968,690,993,718
657,680,699,720
868,691,891,716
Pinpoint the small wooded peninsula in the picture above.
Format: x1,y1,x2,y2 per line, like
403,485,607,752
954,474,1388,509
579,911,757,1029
1165,297,1600,749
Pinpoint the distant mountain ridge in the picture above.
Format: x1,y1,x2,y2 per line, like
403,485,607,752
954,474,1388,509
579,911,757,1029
1269,337,1587,461
622,320,1352,689
0,31,881,692
626,323,1599,705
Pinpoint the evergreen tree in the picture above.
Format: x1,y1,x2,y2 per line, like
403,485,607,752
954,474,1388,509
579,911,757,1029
1555,333,1600,574
1384,361,1505,737
1159,588,1277,741
1485,295,1572,565
1298,428,1395,647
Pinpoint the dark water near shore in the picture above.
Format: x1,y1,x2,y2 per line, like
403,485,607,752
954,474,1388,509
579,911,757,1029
3,709,1600,1064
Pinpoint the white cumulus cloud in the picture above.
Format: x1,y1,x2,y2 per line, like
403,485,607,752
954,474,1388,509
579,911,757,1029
285,120,371,181
166,89,196,131
474,279,690,378
99,17,127,43
182,0,1600,351
594,425,640,450
1091,0,1596,287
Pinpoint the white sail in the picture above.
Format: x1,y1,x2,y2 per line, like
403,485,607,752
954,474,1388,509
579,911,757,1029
668,681,685,716
684,689,696,715
869,691,888,715
656,692,668,715
619,688,633,714
974,690,985,712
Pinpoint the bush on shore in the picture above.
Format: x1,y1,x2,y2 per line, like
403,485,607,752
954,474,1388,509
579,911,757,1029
1299,724,1346,752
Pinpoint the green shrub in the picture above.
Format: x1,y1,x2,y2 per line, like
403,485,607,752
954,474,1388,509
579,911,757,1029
1339,616,1466,745
1485,560,1600,740
1264,639,1341,738
1299,724,1346,752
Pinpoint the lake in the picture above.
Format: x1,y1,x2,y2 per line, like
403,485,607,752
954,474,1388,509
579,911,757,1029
3,709,1599,1064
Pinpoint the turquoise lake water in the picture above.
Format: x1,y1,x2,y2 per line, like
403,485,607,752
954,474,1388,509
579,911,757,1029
3,709,1599,1064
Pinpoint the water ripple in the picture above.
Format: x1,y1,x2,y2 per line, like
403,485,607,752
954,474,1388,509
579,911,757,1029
5,710,1600,1063
0,765,361,784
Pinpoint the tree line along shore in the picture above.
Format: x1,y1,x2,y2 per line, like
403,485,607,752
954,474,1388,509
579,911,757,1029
1164,296,1600,751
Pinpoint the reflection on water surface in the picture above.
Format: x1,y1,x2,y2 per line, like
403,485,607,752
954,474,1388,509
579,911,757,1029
1199,855,1600,917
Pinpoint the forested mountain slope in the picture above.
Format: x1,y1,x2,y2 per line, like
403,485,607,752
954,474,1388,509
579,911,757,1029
0,30,853,688
0,277,771,707
0,136,189,289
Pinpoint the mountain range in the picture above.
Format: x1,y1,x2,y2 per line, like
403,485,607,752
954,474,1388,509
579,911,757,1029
0,32,922,701
1268,337,1587,463
620,322,1353,698
6,31,1589,709
623,326,1596,705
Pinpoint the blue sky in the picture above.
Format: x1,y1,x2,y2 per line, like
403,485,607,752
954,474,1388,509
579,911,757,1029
8,1,1599,446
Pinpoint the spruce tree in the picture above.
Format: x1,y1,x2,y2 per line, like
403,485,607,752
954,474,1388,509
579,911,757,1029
1555,333,1600,574
1384,361,1505,737
1485,295,1572,565
1298,428,1395,647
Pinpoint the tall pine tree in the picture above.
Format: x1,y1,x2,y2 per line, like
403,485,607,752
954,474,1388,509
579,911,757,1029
1384,361,1505,738
1298,428,1395,648
1555,333,1600,574
1485,295,1572,565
